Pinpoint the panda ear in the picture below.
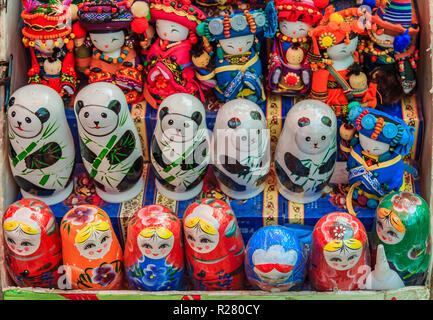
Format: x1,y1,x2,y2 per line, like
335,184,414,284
159,107,169,121
107,100,121,115
321,116,332,127
191,111,202,126
75,100,84,115
8,97,15,107
35,108,50,124
298,117,310,127
250,111,262,121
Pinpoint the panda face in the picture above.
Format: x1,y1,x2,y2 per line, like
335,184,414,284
76,100,120,137
279,20,311,38
161,113,199,143
295,116,333,155
7,102,50,139
219,35,255,55
226,110,265,153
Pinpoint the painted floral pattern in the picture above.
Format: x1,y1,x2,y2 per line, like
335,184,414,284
92,264,116,287
391,192,422,214
65,206,96,225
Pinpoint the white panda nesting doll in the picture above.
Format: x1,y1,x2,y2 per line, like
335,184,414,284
151,93,211,201
74,82,144,203
212,99,270,200
7,85,75,205
275,99,337,203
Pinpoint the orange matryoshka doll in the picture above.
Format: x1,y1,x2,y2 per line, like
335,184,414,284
3,199,62,288
60,205,123,290
183,199,245,290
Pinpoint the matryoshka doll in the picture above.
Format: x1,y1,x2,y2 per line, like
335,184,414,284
60,205,123,290
196,1,278,103
74,82,144,203
183,199,245,290
275,99,337,203
74,0,145,104
3,199,62,288
371,192,430,286
345,102,415,214
7,85,75,205
21,0,78,106
212,99,270,200
151,93,211,201
124,205,184,291
267,0,328,96
309,211,370,291
244,225,306,292
142,0,207,108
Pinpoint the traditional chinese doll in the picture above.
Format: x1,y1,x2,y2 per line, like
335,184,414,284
309,211,370,291
309,7,377,118
267,0,328,96
345,102,415,214
21,0,78,106
196,1,278,103
141,0,207,109
244,225,306,292
60,205,124,290
3,199,62,288
124,205,184,291
359,0,419,104
74,0,145,104
371,192,430,286
183,199,245,290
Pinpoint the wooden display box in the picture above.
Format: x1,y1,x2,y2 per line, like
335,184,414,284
0,1,432,300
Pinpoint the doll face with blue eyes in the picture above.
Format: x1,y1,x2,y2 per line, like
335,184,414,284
219,34,255,55
279,20,311,38
75,230,113,260
359,133,390,156
323,246,362,271
327,36,359,61
376,217,404,245
4,228,41,257
90,31,125,54
156,19,189,42
137,234,174,259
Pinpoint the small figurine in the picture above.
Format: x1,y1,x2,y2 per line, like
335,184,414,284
21,0,78,106
244,225,306,292
151,93,211,201
141,0,207,108
3,199,62,288
309,7,377,118
275,99,337,203
268,0,328,96
196,1,278,103
74,0,146,104
212,99,270,200
60,205,124,290
309,211,370,291
371,191,430,286
183,199,245,290
124,205,184,291
339,123,356,161
74,82,144,203
359,0,419,104
345,102,415,213
7,85,75,205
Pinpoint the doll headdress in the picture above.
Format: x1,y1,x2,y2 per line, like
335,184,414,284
347,102,415,156
275,0,328,26
22,0,74,43
149,0,206,31
196,0,278,41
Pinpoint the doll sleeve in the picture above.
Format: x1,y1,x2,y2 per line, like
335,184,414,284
268,41,283,90
311,68,329,101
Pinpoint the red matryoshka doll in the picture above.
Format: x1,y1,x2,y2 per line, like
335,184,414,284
124,205,185,291
60,205,123,290
183,199,245,290
309,211,370,291
2,199,62,288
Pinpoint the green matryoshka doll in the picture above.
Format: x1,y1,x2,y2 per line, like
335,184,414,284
372,191,431,286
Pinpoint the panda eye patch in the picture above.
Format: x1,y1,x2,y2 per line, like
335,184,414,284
101,113,107,118
321,136,326,140
84,112,89,118
184,122,190,128
168,120,174,125
306,137,311,142
25,117,31,124
11,111,16,117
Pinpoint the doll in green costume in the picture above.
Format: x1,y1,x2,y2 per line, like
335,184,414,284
372,191,431,286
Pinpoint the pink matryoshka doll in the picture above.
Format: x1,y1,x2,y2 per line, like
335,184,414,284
124,205,185,291
60,205,123,290
183,198,245,290
2,199,62,288
309,211,370,291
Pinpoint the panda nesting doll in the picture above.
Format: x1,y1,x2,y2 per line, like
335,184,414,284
275,99,337,203
151,93,211,201
74,82,144,203
7,85,75,205
212,99,270,200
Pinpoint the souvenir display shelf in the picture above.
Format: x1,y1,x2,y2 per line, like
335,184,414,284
0,0,432,300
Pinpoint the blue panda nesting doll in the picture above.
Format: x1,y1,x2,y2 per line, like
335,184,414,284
74,82,144,203
275,99,337,203
7,85,75,205
244,225,306,292
151,93,211,201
